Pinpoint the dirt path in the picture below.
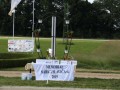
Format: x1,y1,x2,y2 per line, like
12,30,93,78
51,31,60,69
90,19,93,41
0,70,120,79
75,72,120,79
0,86,109,90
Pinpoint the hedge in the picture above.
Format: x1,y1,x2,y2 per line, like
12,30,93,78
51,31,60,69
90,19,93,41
0,58,36,69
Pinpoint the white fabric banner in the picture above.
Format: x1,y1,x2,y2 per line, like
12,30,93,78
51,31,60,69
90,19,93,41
33,64,75,81
11,0,21,11
8,40,34,52
8,0,21,16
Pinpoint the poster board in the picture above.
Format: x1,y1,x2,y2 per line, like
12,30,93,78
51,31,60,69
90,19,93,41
36,59,59,64
8,40,34,52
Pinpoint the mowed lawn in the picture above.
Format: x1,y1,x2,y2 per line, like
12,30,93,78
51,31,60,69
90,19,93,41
0,37,120,70
0,37,120,89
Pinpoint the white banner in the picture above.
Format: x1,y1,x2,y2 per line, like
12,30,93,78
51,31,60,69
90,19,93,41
33,64,75,81
11,0,21,11
8,0,21,16
8,40,34,52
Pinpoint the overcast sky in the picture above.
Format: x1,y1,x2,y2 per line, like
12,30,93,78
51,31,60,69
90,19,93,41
88,0,94,3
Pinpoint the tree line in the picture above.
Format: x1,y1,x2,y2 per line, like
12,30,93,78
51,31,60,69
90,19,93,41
0,0,120,39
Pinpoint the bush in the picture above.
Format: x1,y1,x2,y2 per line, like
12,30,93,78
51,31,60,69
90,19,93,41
0,53,36,59
0,58,36,69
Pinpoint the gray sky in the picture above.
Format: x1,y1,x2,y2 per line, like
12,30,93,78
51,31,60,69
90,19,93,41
88,0,94,3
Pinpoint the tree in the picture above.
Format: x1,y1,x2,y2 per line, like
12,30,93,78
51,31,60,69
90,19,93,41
70,0,98,38
1,0,119,39
94,0,120,38
0,0,11,35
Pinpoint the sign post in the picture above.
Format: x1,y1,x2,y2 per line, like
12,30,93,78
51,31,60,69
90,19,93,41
51,16,56,59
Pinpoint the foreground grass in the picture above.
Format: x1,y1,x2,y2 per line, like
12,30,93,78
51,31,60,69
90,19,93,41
0,77,120,89
0,37,120,70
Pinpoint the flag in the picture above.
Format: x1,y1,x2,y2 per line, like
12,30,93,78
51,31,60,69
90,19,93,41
8,0,21,16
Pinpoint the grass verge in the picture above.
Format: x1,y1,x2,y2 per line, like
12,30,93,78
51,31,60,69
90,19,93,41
1,37,120,70
0,77,120,89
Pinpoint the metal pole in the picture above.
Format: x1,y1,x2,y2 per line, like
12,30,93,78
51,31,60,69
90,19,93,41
32,0,35,40
53,16,56,57
63,0,65,43
13,10,15,40
32,0,35,53
51,16,56,59
51,16,54,58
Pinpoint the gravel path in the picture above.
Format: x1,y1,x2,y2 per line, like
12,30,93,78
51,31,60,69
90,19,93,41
0,71,120,79
0,86,110,90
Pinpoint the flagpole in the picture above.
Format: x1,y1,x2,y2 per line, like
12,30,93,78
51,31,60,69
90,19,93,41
9,0,21,39
32,0,35,41
32,0,35,53
12,10,15,40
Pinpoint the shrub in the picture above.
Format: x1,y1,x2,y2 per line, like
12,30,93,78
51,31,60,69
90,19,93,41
0,58,36,69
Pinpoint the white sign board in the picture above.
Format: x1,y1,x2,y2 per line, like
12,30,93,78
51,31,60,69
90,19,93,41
60,60,72,65
33,64,75,81
60,60,77,65
8,40,34,52
36,59,59,64
36,59,77,65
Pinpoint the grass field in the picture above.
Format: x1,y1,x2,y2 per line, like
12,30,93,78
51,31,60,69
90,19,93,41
0,37,120,70
0,37,120,89
0,76,120,89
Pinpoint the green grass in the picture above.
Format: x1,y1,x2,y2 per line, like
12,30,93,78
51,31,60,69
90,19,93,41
0,37,120,89
76,41,120,69
0,37,120,70
0,39,8,53
0,76,120,89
